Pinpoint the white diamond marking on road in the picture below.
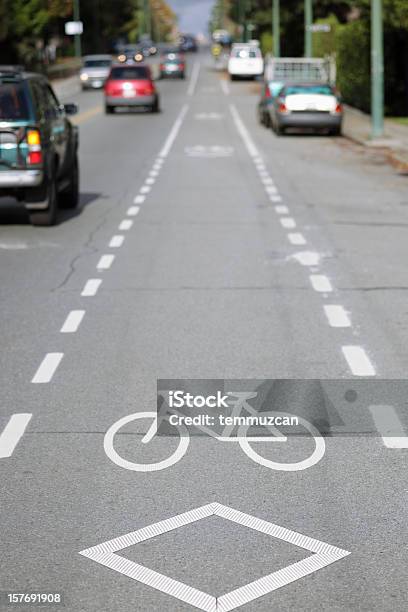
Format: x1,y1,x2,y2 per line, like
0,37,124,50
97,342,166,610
79,503,350,611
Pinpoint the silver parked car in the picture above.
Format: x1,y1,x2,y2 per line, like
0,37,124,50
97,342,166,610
80,55,112,90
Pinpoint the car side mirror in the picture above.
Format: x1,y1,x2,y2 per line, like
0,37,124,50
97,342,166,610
63,103,78,116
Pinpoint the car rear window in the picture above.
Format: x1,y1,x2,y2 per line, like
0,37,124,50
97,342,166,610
109,67,150,80
284,85,334,96
233,48,261,59
84,59,111,68
0,82,30,120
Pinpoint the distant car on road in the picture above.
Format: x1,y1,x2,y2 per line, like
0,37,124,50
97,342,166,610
104,64,160,114
80,55,112,90
138,38,158,57
160,49,186,79
179,34,198,53
0,66,79,225
270,82,343,135
228,44,264,80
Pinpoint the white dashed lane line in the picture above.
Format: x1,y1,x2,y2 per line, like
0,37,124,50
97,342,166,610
119,219,133,231
280,217,296,229
275,205,289,214
97,255,115,270
0,413,32,458
134,195,145,204
109,235,125,248
60,310,85,333
342,346,376,377
140,185,151,194
369,405,408,448
127,206,140,216
31,353,64,384
81,279,102,297
288,233,306,246
310,274,333,293
324,305,351,328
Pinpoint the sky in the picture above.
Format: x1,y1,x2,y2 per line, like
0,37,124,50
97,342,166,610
167,0,214,35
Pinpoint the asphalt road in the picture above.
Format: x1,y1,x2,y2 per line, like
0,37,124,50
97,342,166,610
1,52,408,611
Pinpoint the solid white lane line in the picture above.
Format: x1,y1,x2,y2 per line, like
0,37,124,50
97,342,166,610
159,104,189,158
342,346,376,377
280,217,296,229
220,79,229,95
60,310,85,333
230,104,260,158
369,405,408,448
310,274,333,292
324,305,351,328
145,177,155,185
0,414,32,458
32,353,64,384
127,206,140,216
288,233,306,245
109,235,125,248
81,279,102,297
187,61,201,96
119,219,133,231
140,185,151,194
275,205,289,214
134,195,145,204
97,255,115,270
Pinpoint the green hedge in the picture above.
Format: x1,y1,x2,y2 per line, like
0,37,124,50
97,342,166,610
335,19,371,113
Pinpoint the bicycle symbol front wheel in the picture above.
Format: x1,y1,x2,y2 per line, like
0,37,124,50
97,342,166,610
238,412,326,472
104,412,190,472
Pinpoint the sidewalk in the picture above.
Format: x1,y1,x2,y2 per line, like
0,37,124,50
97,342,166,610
343,105,408,170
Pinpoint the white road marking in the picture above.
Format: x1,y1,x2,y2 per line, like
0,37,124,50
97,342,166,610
127,206,140,216
0,413,32,458
32,353,64,384
288,233,306,245
369,405,408,448
145,177,155,185
275,205,289,214
342,346,376,377
159,104,189,158
266,185,278,194
134,195,145,204
187,62,201,96
310,274,333,292
270,195,282,202
220,79,230,95
140,185,151,194
262,177,274,185
291,251,320,266
109,235,125,248
119,219,133,231
149,170,159,177
324,305,351,328
80,502,349,612
229,104,260,158
155,158,164,166
280,217,296,229
81,279,102,297
97,255,115,270
60,310,85,333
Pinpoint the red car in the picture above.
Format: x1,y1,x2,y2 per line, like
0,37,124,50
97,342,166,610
104,64,160,114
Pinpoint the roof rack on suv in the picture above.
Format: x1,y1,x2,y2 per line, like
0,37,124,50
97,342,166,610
0,65,24,81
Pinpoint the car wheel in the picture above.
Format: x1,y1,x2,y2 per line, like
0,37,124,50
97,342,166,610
60,153,79,209
330,127,341,136
151,98,160,113
28,170,58,227
275,123,285,136
105,105,114,114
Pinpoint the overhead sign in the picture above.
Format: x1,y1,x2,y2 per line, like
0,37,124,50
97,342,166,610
307,23,331,33
65,21,83,35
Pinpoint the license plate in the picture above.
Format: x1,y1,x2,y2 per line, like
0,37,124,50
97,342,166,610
123,89,135,98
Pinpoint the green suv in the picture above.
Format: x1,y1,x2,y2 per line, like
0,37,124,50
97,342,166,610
0,66,79,226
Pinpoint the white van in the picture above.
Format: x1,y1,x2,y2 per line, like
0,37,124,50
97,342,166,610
228,44,264,80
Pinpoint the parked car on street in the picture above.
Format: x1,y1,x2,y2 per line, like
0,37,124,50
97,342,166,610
80,55,112,90
0,66,79,226
228,43,264,80
270,82,343,135
160,49,186,79
104,64,160,114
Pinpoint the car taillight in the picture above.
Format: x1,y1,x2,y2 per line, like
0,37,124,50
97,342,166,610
334,103,343,114
26,129,42,165
179,63,185,70
278,102,288,113
265,86,271,99
160,64,165,70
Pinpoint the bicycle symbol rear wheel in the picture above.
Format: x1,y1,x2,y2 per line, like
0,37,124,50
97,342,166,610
238,412,325,471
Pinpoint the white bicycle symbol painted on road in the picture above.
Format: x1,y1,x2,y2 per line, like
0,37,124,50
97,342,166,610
104,392,326,473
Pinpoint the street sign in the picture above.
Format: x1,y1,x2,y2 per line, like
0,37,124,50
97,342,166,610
65,21,83,36
307,24,331,33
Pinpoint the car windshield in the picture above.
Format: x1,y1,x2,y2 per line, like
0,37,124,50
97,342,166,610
284,85,334,96
109,66,149,80
0,82,29,120
84,60,111,68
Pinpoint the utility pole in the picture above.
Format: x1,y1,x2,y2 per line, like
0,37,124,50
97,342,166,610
144,0,152,38
73,0,82,58
304,0,313,57
272,0,280,57
238,0,245,42
371,0,384,138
